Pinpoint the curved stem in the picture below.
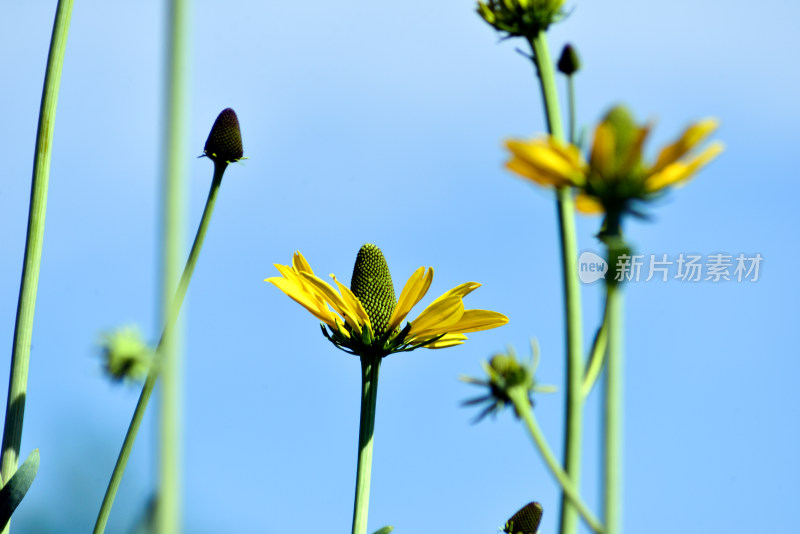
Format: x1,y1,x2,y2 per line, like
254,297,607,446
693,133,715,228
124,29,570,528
508,388,604,534
1,4,74,531
93,165,226,534
351,354,381,534
603,279,624,534
528,30,585,534
582,300,610,398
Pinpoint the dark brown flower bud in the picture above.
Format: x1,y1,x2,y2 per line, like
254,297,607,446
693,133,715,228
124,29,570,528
204,108,243,164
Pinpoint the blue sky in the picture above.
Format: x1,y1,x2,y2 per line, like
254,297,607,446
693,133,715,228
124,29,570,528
1,0,798,532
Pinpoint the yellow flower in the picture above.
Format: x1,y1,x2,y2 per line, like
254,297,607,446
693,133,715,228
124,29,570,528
266,245,509,357
477,0,567,38
505,105,725,216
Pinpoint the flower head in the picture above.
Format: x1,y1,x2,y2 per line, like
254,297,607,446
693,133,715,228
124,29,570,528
505,105,724,223
203,108,244,165
266,244,509,357
477,0,566,38
504,502,544,534
461,342,554,422
100,327,153,382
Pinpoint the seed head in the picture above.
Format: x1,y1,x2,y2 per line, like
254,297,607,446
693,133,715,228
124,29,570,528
204,108,244,164
350,244,397,337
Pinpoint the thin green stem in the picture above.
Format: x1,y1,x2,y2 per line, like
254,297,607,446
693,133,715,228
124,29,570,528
158,0,189,531
528,30,584,534
582,300,610,398
603,279,624,534
1,3,73,531
508,388,604,534
93,165,225,534
566,75,576,145
351,354,381,534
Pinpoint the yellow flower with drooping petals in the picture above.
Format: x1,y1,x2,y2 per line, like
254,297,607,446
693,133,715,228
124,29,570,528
505,105,724,217
266,244,509,357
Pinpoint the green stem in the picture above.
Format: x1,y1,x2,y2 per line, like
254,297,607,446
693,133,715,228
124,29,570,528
507,388,604,534
528,30,585,534
603,278,624,534
158,0,189,531
93,165,226,534
351,354,381,534
0,1,73,527
566,75,576,145
582,300,610,398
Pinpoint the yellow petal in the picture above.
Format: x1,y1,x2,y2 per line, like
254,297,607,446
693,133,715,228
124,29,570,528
387,266,433,332
422,333,468,349
590,122,615,178
645,141,724,192
506,157,570,188
430,282,481,305
301,273,367,335
574,194,605,214
651,118,719,174
506,138,584,187
332,274,372,330
444,309,509,333
266,276,338,328
619,124,651,174
408,296,464,338
292,251,314,275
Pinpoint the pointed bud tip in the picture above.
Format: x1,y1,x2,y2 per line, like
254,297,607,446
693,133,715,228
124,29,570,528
204,108,244,164
557,44,581,75
504,502,543,534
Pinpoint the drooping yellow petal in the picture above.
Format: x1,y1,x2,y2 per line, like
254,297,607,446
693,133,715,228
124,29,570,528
332,274,372,330
506,138,585,187
651,118,719,174
387,266,433,332
645,141,724,192
443,309,509,334
301,273,367,336
408,296,464,338
506,156,571,188
422,333,468,349
574,194,604,214
266,276,339,328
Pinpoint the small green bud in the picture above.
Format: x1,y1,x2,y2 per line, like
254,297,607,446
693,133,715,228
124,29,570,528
204,108,244,164
504,502,544,534
350,244,397,336
557,43,581,75
100,327,152,382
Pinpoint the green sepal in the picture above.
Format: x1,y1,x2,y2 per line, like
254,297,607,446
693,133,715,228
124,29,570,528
0,448,40,529
371,527,394,534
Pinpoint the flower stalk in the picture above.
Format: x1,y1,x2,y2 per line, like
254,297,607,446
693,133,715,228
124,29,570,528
1,4,73,532
351,353,382,534
602,238,626,534
93,100,243,532
507,387,603,534
527,29,585,534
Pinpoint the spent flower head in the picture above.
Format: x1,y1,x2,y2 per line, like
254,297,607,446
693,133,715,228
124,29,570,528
504,104,724,231
461,342,554,422
203,108,244,165
100,327,153,382
504,502,544,534
477,0,567,38
266,244,508,358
